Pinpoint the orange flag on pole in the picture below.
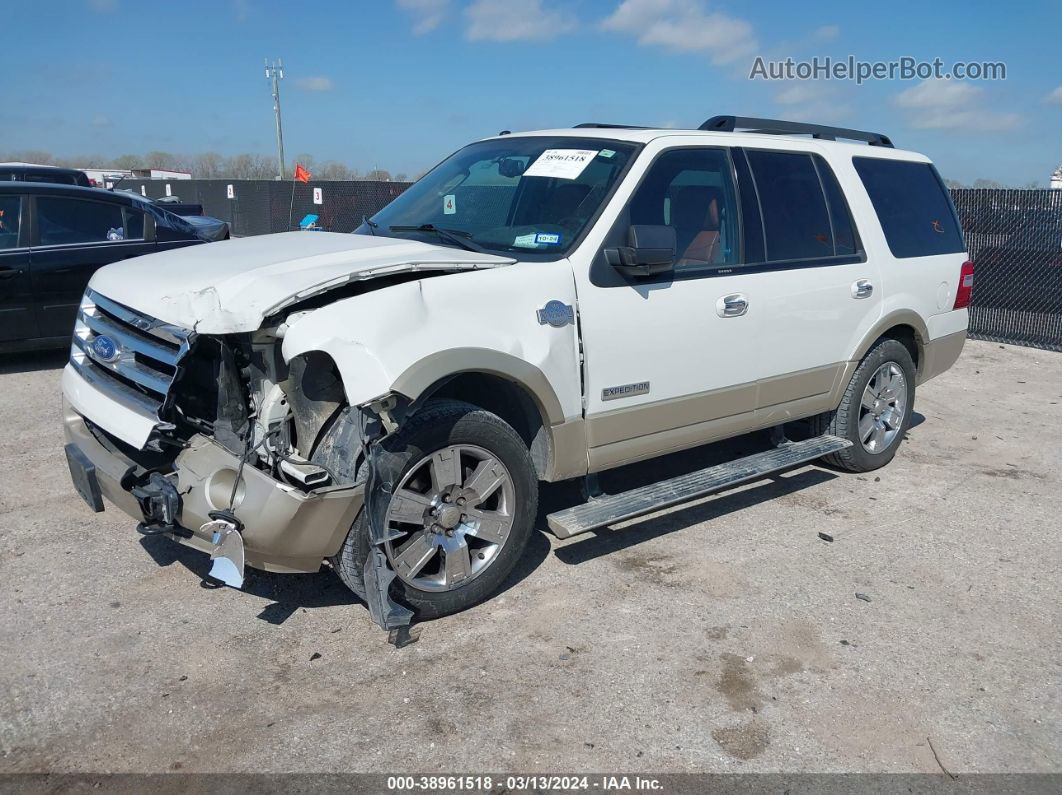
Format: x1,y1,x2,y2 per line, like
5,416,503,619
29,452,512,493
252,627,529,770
294,163,311,183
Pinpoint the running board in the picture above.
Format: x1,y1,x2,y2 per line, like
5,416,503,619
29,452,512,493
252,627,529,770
547,434,851,539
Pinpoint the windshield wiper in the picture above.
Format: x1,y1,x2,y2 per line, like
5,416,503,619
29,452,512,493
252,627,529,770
387,224,488,254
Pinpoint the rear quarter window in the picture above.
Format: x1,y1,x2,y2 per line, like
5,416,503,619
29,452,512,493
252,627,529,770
853,157,964,258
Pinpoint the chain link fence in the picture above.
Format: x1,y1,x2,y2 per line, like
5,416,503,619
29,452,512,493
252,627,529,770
115,180,1062,352
952,189,1062,352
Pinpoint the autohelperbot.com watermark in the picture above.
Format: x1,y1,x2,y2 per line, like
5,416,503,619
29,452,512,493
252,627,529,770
749,55,1007,84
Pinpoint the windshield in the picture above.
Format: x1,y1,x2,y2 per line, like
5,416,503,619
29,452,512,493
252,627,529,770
358,136,639,257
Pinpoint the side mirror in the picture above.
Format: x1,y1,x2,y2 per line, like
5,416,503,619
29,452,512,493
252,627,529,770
605,224,675,278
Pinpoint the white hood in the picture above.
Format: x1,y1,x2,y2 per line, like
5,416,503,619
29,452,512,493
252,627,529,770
88,232,514,333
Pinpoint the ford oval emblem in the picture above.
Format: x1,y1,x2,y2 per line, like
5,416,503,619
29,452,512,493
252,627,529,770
92,335,120,362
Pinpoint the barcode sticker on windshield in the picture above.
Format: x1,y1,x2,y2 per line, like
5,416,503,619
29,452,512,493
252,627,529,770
523,149,599,180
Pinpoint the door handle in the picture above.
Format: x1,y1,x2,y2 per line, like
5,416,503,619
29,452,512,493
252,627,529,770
851,279,874,299
0,267,23,280
717,293,748,317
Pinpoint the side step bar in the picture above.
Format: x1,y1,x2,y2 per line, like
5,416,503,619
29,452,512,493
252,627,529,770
546,434,851,539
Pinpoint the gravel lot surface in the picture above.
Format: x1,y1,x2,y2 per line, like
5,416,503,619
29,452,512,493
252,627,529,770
1,340,1059,774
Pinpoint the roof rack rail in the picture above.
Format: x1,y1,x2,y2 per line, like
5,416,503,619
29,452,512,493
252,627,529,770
573,122,650,129
699,115,894,147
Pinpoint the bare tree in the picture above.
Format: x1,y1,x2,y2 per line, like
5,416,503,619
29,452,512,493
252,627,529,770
317,160,356,180
191,152,224,179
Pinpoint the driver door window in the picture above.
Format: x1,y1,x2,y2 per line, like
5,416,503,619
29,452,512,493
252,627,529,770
625,148,740,274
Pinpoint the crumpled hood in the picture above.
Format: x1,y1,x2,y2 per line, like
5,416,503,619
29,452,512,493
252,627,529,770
88,231,515,333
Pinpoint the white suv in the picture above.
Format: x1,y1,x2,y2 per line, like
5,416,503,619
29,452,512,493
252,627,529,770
61,116,971,637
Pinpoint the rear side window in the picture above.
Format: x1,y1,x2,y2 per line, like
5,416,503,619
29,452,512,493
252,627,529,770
0,196,21,249
853,158,964,258
37,198,127,245
745,150,836,261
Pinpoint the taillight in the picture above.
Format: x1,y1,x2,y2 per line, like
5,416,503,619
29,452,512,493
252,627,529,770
953,261,975,309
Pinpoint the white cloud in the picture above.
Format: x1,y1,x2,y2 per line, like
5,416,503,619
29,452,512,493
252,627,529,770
233,0,251,22
397,0,449,35
87,0,117,12
295,76,335,92
1044,86,1062,105
774,82,830,106
465,0,577,42
894,79,1021,131
91,114,111,127
773,81,849,123
811,24,839,42
600,0,757,65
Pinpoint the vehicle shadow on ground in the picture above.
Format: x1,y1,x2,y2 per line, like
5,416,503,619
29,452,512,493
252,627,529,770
0,349,68,374
139,534,362,625
138,520,553,626
536,427,840,566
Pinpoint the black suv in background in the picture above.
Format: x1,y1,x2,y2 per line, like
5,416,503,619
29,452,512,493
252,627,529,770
0,164,92,187
0,183,221,352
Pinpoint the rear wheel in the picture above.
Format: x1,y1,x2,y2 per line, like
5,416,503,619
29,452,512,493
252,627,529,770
328,400,537,619
811,338,916,472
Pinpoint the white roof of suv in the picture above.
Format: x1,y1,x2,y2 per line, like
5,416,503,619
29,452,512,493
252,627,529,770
488,117,929,162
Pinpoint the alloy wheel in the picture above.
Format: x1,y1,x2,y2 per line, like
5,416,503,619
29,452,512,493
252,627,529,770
383,444,516,592
858,361,908,453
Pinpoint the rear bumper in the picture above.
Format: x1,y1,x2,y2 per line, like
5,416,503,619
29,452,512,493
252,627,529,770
63,399,364,574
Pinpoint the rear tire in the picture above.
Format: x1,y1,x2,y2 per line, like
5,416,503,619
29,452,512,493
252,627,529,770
328,400,537,620
810,338,916,473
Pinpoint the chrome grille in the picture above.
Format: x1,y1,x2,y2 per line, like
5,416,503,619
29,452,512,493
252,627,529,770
71,289,191,416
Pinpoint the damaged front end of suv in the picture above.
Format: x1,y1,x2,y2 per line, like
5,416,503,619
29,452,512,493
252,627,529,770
65,289,372,572
62,248,511,643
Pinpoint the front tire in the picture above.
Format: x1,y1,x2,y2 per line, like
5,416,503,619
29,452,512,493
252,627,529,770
810,338,916,472
329,400,538,619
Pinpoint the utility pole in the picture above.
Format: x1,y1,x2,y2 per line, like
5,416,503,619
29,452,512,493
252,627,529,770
265,59,286,180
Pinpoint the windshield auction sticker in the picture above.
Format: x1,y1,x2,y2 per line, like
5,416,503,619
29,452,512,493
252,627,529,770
523,149,600,180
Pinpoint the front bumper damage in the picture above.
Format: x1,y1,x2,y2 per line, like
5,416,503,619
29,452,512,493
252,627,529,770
63,398,364,575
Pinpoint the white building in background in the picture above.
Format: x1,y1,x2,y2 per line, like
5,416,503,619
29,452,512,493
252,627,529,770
81,167,192,187
1051,166,1062,190
82,168,132,186
132,168,191,180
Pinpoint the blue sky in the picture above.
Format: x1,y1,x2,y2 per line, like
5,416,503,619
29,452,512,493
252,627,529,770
1,0,1059,184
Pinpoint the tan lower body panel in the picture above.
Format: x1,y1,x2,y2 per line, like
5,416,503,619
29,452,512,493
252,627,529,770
586,363,845,473
918,330,967,385
544,418,590,482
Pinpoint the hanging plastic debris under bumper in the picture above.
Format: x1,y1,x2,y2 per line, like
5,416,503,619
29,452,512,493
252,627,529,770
204,515,246,588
